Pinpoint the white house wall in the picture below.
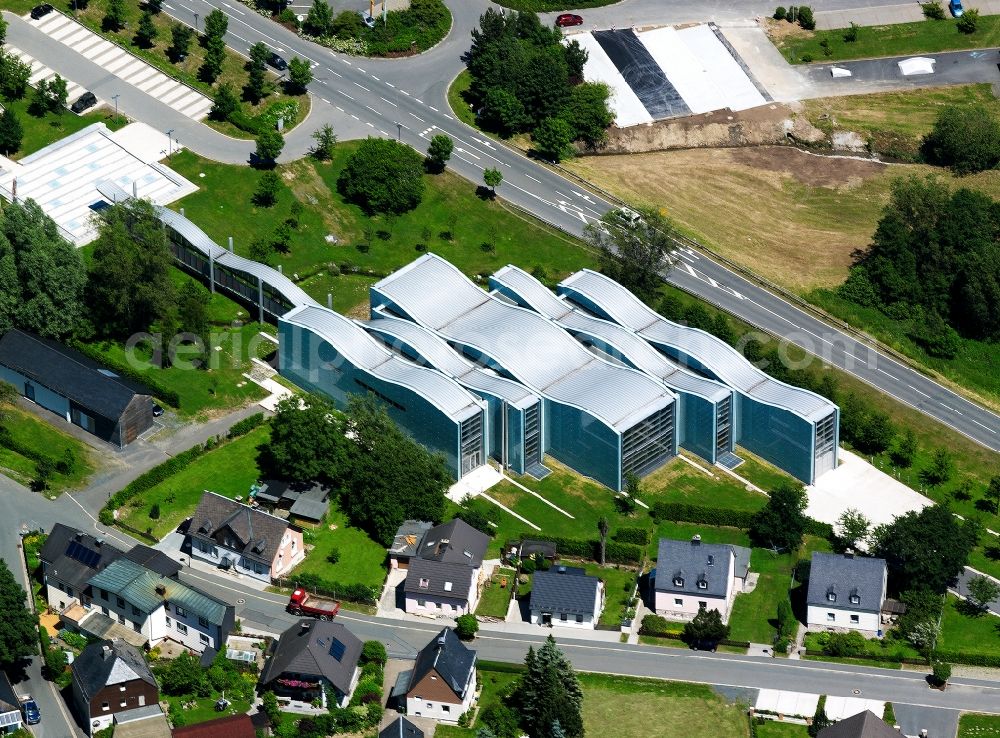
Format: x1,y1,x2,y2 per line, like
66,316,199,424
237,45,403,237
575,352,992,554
407,671,477,724
806,606,881,633
190,539,272,583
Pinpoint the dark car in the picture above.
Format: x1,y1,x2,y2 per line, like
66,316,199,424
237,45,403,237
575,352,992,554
22,699,40,725
70,91,97,114
555,13,583,27
30,3,54,19
151,403,164,417
267,52,287,71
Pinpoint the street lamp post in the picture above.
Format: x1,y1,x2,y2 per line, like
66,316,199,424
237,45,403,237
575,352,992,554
166,128,174,157
112,93,120,122
396,122,401,141
194,12,199,31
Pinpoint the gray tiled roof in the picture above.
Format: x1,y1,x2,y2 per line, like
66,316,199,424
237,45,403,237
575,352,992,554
260,620,362,695
189,492,291,564
379,716,424,738
40,523,123,592
72,639,157,702
404,558,474,600
408,628,476,701
818,710,899,738
530,568,600,616
806,552,886,613
415,519,489,567
655,537,749,599
0,671,21,718
121,545,181,579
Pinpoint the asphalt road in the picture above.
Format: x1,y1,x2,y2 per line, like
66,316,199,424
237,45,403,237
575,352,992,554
806,47,1000,89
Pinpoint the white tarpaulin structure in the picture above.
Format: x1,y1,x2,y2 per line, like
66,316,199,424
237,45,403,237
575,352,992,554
830,67,852,77
755,690,819,718
825,697,887,721
668,24,766,111
898,57,936,75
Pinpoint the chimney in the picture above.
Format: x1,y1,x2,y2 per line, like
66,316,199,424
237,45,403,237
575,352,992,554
844,549,855,559
75,532,83,541
300,622,311,633
436,634,446,648
692,534,702,545
155,584,166,596
102,645,111,660
95,538,104,547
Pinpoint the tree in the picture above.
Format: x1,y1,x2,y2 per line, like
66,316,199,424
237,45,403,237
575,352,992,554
932,661,952,687
168,23,193,62
914,309,960,358
921,448,955,486
210,82,240,121
921,1,945,18
248,236,274,266
559,82,612,147
874,504,979,593
147,0,162,13
199,36,226,83
0,15,6,45
135,10,158,48
966,574,1000,613
177,280,209,342
310,124,337,160
797,4,816,28
480,703,518,738
808,696,832,736
957,6,979,32
339,395,450,544
750,481,807,552
532,116,574,161
483,167,502,196
426,134,453,173
159,651,207,695
253,171,282,207
776,598,796,644
103,0,127,31
897,588,943,653
843,21,860,42
259,393,347,484
682,605,729,648
149,502,161,519
304,0,334,36
985,476,1000,515
890,428,917,468
0,560,38,667
287,57,312,94
0,200,87,338
337,137,425,215
517,637,583,738
836,508,870,551
456,506,492,535
0,50,32,100
585,207,679,304
245,42,270,104
924,104,1000,174
261,691,281,726
479,87,528,136
255,127,285,164
360,640,387,666
597,516,608,566
0,107,22,155
455,614,479,640
87,199,176,338
203,8,228,40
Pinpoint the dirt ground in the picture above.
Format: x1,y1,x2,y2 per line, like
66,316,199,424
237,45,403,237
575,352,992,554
564,146,903,292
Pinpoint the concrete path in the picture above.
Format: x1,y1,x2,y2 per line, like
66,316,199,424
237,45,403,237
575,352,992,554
815,2,924,30
953,567,1000,617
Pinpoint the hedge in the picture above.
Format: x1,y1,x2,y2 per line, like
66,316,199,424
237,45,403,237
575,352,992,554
933,650,1000,668
71,340,181,408
521,533,643,565
803,649,927,665
277,573,379,605
649,502,754,529
640,625,750,650
612,527,650,546
227,412,266,439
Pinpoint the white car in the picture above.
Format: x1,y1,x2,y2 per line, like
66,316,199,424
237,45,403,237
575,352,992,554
614,207,643,227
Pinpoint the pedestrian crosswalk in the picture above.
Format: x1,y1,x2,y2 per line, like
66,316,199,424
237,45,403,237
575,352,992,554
26,10,213,120
2,44,90,107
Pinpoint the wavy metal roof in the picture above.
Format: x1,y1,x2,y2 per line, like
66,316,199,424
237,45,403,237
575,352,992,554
364,313,539,410
371,254,675,432
559,269,837,422
96,181,319,314
282,305,484,422
491,265,731,404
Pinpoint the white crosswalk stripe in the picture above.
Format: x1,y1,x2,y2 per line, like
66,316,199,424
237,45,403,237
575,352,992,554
26,11,212,120
3,44,90,109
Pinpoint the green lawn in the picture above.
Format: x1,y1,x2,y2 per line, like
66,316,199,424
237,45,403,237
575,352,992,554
476,567,517,618
803,631,923,664
448,70,477,128
168,144,594,284
730,449,797,493
289,507,388,589
590,563,638,626
755,721,811,738
959,713,1000,738
297,272,377,316
939,595,1000,656
163,694,252,728
772,16,1000,64
0,407,96,493
120,426,269,539
1,94,125,159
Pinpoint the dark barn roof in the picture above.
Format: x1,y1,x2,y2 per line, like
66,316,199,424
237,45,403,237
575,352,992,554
530,567,601,616
818,710,900,738
190,492,291,564
122,545,182,579
261,620,362,695
806,553,886,614
72,639,157,702
40,523,123,592
0,329,151,419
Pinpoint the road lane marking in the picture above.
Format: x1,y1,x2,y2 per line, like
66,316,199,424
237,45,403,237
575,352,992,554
380,96,397,106
908,384,931,399
354,82,371,91
525,174,541,183
338,90,355,101
409,112,425,122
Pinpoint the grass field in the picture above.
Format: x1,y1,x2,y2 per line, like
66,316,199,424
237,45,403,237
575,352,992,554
959,713,1000,738
770,16,1000,64
477,567,517,617
755,722,810,738
297,272,377,316
0,407,96,492
289,509,388,589
803,631,923,665
120,426,269,539
939,595,1000,656
162,694,252,728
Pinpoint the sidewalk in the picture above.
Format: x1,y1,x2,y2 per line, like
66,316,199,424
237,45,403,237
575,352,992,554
815,0,1000,30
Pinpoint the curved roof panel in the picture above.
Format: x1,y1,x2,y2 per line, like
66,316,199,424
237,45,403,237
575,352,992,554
559,269,837,422
371,254,675,432
491,265,731,404
283,305,484,423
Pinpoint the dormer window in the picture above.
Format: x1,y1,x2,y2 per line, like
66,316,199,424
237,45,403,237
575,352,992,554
419,578,429,589
707,555,714,567
673,577,684,587
827,591,837,603
444,581,453,592
849,593,860,605
697,579,708,590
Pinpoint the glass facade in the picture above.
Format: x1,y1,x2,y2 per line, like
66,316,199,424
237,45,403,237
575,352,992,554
544,400,621,491
621,404,675,481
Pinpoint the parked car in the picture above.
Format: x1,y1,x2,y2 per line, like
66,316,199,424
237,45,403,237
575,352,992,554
21,698,40,725
29,3,53,19
267,52,287,71
950,0,964,16
360,10,376,28
555,13,584,27
151,403,164,417
614,206,643,228
70,91,97,114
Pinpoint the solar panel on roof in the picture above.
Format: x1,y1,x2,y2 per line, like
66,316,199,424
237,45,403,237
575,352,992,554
66,540,100,568
329,638,346,662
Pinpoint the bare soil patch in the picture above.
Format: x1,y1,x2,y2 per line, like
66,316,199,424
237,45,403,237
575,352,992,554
730,147,886,188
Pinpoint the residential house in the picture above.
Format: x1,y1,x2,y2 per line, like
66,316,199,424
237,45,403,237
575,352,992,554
171,714,257,738
187,491,304,583
817,710,899,738
39,523,123,613
388,520,434,570
528,566,604,629
806,552,888,633
653,535,751,622
87,558,235,653
0,329,154,448
379,716,424,738
250,479,331,527
404,519,490,616
405,628,477,724
0,671,24,735
70,639,160,736
259,619,362,710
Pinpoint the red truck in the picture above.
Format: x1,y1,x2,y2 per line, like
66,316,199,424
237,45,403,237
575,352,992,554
287,588,340,620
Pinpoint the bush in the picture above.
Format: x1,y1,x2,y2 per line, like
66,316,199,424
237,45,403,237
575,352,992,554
822,631,867,657
612,527,650,545
797,5,816,29
773,6,787,19
921,1,946,18
639,614,675,636
149,503,161,520
337,138,425,215
956,7,979,32
923,104,1000,175
227,412,265,439
326,547,341,565
291,574,380,604
932,660,952,686
455,614,479,640
519,533,643,564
